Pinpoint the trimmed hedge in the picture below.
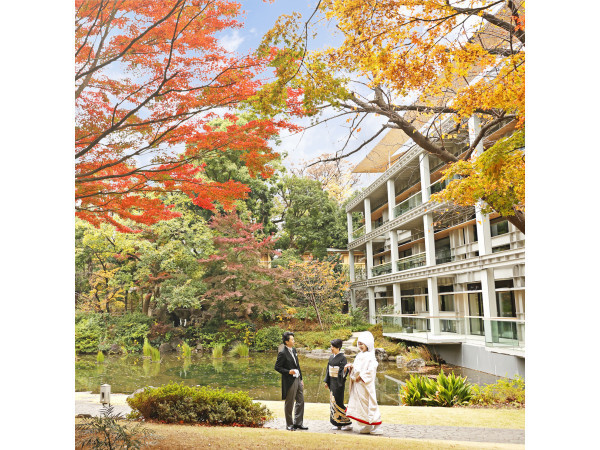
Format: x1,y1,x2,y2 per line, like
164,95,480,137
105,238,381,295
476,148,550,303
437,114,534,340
127,383,272,426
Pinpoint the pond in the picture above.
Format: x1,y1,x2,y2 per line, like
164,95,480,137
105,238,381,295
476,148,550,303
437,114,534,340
76,352,501,406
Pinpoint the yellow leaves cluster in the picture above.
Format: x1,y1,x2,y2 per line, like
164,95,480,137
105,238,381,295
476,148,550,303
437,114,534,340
430,130,525,216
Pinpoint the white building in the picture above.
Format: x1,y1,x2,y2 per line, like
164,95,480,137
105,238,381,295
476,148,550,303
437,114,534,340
346,116,524,378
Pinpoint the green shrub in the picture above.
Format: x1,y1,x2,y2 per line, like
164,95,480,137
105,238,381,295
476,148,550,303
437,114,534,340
212,343,224,358
126,383,272,426
400,371,473,407
108,313,151,352
400,374,437,406
76,404,154,449
431,371,473,406
253,326,284,351
471,376,525,407
75,315,105,354
96,350,105,363
229,343,249,357
294,329,352,349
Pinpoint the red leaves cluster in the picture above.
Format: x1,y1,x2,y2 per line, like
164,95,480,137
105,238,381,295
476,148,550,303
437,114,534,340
75,0,300,231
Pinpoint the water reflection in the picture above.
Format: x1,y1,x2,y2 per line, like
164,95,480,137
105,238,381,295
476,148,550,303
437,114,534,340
75,353,501,406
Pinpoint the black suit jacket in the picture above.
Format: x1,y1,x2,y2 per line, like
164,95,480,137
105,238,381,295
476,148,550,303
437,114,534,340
274,346,303,400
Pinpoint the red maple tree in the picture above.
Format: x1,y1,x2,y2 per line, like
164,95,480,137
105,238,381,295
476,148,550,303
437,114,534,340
75,0,297,232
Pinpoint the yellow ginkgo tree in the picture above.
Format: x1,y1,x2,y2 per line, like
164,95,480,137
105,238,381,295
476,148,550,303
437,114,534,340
253,0,526,233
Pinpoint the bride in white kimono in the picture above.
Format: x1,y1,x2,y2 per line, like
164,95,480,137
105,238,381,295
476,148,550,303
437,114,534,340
344,331,382,435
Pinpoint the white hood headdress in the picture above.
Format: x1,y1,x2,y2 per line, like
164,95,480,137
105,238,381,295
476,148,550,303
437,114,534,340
354,331,377,365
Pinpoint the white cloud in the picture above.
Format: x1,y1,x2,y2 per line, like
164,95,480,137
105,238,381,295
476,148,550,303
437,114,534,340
219,30,245,52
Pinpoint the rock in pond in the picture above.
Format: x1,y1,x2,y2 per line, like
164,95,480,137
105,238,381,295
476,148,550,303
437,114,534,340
108,344,122,354
406,358,426,370
159,343,175,353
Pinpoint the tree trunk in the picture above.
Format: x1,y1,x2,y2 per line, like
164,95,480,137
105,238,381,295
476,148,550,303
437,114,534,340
142,292,152,316
505,210,525,234
311,294,324,330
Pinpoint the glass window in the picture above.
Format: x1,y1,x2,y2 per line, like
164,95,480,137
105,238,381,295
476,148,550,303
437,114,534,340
492,244,511,253
490,219,509,237
440,294,455,311
440,319,457,333
401,297,415,314
496,292,516,318
468,292,484,336
473,224,478,242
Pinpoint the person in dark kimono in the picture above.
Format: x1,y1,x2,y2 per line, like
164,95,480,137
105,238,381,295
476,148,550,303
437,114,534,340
323,338,353,431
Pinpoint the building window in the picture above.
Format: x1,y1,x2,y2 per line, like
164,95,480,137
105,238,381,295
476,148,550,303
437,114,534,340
399,248,413,258
490,218,509,237
440,319,457,333
492,244,511,253
440,294,455,311
468,292,484,336
401,297,415,314
473,224,478,242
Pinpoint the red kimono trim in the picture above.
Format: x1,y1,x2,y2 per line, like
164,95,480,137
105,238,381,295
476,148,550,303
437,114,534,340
345,413,382,426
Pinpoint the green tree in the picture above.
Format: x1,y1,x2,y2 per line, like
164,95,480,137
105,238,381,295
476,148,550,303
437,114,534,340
274,176,347,258
198,114,285,235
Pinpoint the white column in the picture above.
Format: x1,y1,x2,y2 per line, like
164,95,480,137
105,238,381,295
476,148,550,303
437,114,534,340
347,212,354,243
366,241,373,279
427,277,440,334
364,198,372,234
367,286,376,324
387,179,396,220
389,230,399,273
469,115,492,256
419,153,431,202
480,268,497,342
348,250,355,282
420,152,436,266
423,213,436,266
393,283,402,313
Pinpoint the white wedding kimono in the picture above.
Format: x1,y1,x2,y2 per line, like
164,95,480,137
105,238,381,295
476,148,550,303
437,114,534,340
345,331,382,425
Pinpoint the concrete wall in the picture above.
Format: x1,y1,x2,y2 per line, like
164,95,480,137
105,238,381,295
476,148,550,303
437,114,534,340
431,343,525,379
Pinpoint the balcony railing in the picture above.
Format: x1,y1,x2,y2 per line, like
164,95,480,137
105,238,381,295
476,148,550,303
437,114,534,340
371,218,389,231
435,249,455,264
397,252,426,272
394,191,423,217
484,318,525,350
371,262,392,277
381,315,525,350
381,315,430,334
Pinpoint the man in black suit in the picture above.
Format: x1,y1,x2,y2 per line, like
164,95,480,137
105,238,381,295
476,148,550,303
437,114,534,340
274,331,307,431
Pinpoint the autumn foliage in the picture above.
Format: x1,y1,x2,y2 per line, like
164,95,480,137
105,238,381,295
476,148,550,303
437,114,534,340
199,212,290,320
257,0,526,232
75,0,297,232
287,257,349,330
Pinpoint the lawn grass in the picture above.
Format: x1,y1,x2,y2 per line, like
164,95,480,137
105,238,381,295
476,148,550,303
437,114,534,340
257,401,525,430
75,420,524,449
75,393,524,430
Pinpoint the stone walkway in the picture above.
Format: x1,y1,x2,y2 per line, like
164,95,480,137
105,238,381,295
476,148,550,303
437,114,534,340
76,393,523,445
263,418,524,445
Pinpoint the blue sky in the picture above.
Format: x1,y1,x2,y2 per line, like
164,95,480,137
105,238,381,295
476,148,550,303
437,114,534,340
215,0,384,186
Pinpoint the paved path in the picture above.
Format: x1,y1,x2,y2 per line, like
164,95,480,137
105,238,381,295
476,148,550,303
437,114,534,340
263,418,524,445
76,392,524,446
